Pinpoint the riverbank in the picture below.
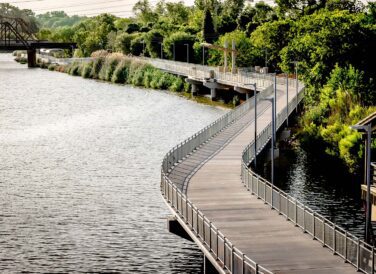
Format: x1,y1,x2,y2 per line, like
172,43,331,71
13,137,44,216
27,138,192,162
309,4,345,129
13,51,235,110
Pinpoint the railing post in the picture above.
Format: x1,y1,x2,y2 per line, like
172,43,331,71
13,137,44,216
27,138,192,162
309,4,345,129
303,205,306,233
295,199,298,226
231,244,234,273
278,191,282,215
223,237,227,269
323,219,325,246
209,222,212,251
185,197,189,224
203,217,206,242
313,212,316,239
333,225,336,254
372,245,374,274
356,239,360,271
344,231,348,262
255,263,259,273
264,182,267,204
242,253,245,274
286,198,289,221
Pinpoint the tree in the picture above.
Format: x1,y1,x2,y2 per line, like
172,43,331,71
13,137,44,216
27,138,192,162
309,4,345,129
280,9,376,101
208,30,260,68
202,9,216,42
133,0,158,25
251,20,292,70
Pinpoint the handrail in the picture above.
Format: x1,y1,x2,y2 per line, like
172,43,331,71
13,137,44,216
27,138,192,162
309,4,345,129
241,86,376,274
160,73,305,272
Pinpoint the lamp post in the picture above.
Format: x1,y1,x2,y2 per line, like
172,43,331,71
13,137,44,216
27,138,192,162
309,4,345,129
291,61,299,111
142,40,145,56
173,43,176,61
184,43,189,63
247,83,258,168
159,42,163,59
202,45,205,65
264,96,276,186
286,72,289,127
351,124,372,243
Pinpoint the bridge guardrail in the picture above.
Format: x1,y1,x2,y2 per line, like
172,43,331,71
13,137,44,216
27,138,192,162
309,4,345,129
161,77,302,273
241,86,375,274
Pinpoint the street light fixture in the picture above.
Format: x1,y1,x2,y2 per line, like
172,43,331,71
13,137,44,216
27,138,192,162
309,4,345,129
173,43,176,61
286,72,289,127
159,42,163,59
264,96,276,187
184,43,189,63
350,124,373,243
246,83,258,168
291,61,299,111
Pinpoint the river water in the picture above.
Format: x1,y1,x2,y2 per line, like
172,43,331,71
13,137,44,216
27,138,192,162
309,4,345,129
264,145,365,239
0,54,226,273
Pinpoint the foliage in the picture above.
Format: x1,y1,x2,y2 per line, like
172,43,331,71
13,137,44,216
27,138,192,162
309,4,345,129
36,11,86,29
203,9,216,43
300,65,376,171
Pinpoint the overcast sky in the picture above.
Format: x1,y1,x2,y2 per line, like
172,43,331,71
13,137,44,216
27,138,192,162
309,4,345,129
1,0,374,17
0,0,195,17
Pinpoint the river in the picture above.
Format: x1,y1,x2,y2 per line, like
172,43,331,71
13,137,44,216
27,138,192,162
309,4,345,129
0,54,226,273
262,145,365,238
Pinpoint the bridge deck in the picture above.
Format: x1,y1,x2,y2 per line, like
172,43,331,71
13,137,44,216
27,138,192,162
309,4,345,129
168,84,357,273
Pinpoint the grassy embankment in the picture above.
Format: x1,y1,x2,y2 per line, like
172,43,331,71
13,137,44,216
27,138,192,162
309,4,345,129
13,51,234,109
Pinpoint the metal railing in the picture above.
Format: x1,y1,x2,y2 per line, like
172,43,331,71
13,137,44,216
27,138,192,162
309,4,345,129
160,78,298,273
241,85,376,274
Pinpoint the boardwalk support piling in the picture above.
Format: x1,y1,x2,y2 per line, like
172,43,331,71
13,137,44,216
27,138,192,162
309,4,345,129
167,216,193,242
27,49,36,68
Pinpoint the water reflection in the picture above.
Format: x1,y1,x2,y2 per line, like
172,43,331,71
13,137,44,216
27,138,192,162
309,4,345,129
263,147,365,238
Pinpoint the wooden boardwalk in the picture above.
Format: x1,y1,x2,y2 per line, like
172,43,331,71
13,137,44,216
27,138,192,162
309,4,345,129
167,84,357,273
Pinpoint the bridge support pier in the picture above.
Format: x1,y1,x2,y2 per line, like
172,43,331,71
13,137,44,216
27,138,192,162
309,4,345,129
191,83,197,95
204,255,218,274
210,88,216,100
167,216,193,242
27,49,37,68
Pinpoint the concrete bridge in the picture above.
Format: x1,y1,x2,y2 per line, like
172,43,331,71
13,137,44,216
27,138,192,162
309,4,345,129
158,59,375,273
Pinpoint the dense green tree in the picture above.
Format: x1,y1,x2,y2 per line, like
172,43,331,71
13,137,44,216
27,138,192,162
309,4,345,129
203,9,216,42
36,11,86,29
251,20,292,70
133,0,158,25
280,10,376,103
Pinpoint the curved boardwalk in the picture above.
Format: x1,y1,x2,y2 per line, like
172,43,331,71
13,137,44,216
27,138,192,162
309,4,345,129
167,84,357,273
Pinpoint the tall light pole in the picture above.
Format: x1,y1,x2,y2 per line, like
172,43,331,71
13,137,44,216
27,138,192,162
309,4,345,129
245,83,257,168
274,73,277,138
286,72,289,127
173,43,176,61
291,61,299,111
202,45,205,65
264,48,268,68
351,124,373,243
184,43,189,63
262,96,276,188
159,42,163,59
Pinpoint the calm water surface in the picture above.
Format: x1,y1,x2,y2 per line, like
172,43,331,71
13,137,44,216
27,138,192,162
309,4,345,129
0,54,226,273
266,147,365,238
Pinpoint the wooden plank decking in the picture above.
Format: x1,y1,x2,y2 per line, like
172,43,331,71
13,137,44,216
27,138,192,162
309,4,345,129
167,85,357,273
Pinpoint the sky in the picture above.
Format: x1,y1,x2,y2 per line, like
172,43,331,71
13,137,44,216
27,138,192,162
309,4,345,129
1,0,374,17
0,0,195,17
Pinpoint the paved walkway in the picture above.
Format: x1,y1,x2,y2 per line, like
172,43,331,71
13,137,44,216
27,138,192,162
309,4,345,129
168,85,357,273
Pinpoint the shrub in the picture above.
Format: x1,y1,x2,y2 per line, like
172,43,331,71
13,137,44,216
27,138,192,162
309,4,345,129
81,62,93,78
91,57,105,79
48,64,57,71
111,59,131,83
168,77,184,92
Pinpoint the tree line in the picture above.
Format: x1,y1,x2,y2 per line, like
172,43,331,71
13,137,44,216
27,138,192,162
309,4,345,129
2,0,376,172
